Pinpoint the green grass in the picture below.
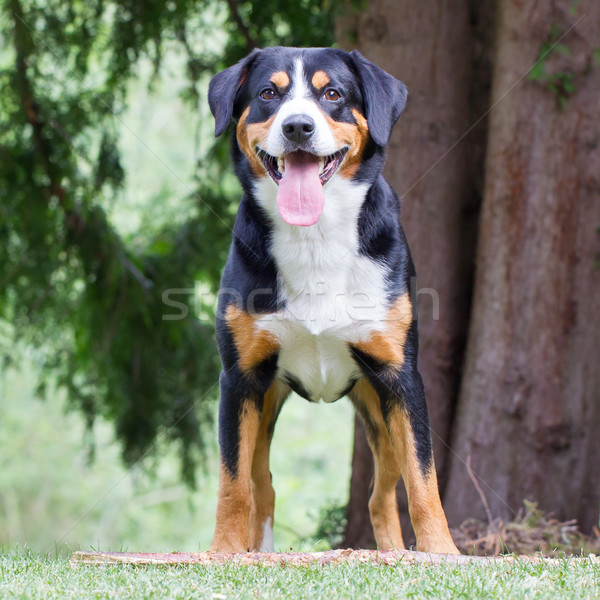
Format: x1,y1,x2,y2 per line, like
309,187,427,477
1,552,599,599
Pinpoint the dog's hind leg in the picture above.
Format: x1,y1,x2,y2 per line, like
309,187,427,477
350,379,405,551
249,382,288,551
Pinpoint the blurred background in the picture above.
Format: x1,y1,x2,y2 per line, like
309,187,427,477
0,0,598,556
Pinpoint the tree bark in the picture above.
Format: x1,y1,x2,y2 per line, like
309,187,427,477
341,416,375,548
337,0,484,546
444,0,600,532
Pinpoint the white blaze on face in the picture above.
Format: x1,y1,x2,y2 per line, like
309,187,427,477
265,58,338,158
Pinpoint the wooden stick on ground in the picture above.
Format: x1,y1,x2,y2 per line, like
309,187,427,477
70,549,600,568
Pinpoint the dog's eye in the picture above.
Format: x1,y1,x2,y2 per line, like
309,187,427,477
324,89,341,102
260,88,276,100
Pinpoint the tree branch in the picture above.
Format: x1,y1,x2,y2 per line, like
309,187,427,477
12,0,86,236
12,0,152,291
226,0,256,52
466,455,494,526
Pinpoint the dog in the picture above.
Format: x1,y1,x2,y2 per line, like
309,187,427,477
207,47,459,555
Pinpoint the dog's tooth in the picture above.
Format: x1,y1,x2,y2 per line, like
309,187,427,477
277,157,285,173
318,157,324,174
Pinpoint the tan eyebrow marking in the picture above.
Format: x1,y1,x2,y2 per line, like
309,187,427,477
311,70,330,89
270,71,290,89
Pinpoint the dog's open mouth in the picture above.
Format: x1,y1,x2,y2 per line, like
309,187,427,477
256,148,349,186
255,147,348,226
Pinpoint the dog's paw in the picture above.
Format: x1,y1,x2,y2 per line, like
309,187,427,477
209,537,249,553
416,536,461,555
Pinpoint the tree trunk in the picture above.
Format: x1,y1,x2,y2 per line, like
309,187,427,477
337,0,485,546
444,0,600,533
341,416,375,548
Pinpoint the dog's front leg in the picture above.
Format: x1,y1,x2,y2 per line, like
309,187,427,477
210,373,262,553
364,367,459,555
248,382,286,552
351,335,459,555
384,378,459,555
350,380,405,551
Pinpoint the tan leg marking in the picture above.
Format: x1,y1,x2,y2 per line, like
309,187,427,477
225,305,279,374
311,70,330,89
386,406,459,554
353,292,412,368
270,71,290,90
249,383,286,551
236,107,275,177
353,378,458,554
351,379,405,550
210,402,260,552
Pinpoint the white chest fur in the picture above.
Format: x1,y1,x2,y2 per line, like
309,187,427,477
253,175,389,402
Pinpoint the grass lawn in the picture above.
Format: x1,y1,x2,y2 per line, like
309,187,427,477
1,552,599,599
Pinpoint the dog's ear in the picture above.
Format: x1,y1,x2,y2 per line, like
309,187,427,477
209,49,261,137
349,50,407,147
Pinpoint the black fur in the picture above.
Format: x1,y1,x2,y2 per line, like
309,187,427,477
348,50,407,147
284,372,313,402
208,49,262,137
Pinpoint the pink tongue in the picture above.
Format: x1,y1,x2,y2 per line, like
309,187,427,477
276,151,324,226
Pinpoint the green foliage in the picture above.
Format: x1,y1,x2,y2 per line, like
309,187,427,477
528,24,577,109
0,0,337,482
569,0,580,17
309,501,348,550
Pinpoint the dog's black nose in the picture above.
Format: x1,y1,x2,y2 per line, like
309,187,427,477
282,115,315,143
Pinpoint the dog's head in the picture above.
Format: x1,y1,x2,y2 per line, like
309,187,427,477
209,47,407,226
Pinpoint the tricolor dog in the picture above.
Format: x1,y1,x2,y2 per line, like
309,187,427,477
208,47,459,554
